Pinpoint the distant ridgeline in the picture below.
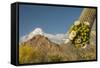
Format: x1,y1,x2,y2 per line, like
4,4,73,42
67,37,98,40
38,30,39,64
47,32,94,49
65,8,96,48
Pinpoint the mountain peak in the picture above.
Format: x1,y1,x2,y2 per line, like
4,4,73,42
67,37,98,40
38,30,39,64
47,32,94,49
27,28,44,40
31,28,44,35
32,28,44,35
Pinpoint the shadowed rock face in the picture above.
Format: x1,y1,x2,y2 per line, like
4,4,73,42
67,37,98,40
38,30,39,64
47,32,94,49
22,35,60,54
27,35,50,46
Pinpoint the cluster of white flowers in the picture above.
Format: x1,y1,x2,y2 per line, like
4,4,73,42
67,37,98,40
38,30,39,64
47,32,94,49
68,20,90,48
84,22,90,26
64,39,70,44
82,44,87,48
74,21,80,26
69,30,76,40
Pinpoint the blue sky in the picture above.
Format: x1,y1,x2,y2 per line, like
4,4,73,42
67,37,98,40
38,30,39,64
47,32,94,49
19,4,83,38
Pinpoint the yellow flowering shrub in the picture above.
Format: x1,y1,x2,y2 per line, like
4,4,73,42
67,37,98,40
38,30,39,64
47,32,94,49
19,44,34,63
19,44,43,64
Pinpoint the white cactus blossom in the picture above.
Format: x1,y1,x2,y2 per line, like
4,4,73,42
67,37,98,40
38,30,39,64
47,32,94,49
74,21,80,26
82,44,87,48
84,21,90,26
69,30,76,40
76,38,81,43
64,39,70,44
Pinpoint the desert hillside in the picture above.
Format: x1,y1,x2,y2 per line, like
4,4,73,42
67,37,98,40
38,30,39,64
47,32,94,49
19,30,96,64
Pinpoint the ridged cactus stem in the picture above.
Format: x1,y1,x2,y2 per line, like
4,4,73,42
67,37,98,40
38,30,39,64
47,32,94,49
79,8,96,29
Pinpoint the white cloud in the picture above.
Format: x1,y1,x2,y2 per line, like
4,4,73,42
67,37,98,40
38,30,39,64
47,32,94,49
20,28,68,44
44,33,67,44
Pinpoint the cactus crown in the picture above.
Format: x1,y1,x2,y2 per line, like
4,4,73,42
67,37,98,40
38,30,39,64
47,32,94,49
69,21,90,48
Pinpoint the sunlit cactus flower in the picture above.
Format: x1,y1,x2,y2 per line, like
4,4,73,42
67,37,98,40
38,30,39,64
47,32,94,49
81,33,84,36
82,43,87,48
74,21,80,26
84,21,90,26
69,30,76,40
64,39,70,44
76,38,81,43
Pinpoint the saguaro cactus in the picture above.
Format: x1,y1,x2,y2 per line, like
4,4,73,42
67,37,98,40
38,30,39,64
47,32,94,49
65,8,96,48
79,8,96,30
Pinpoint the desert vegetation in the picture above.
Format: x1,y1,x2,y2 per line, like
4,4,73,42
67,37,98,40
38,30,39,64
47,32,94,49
19,34,96,64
